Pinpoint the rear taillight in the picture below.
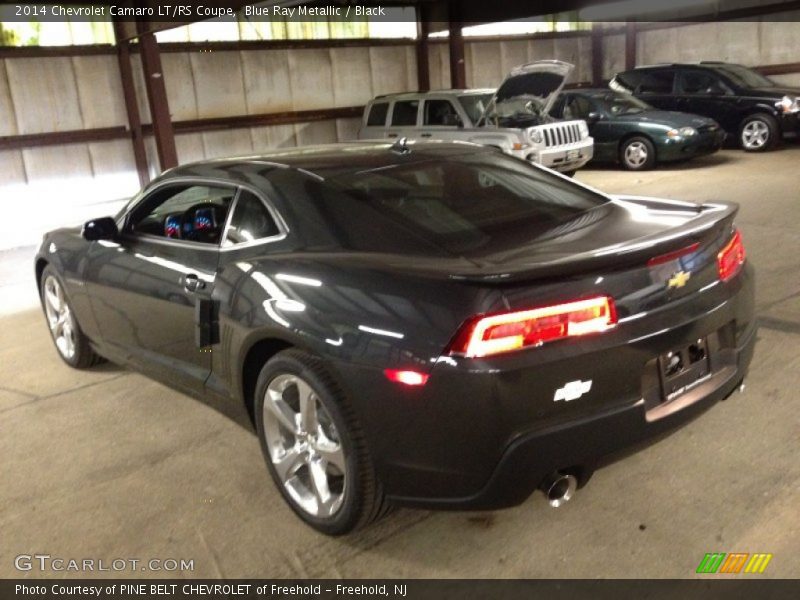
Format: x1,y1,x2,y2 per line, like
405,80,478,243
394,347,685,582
447,296,617,358
717,229,746,282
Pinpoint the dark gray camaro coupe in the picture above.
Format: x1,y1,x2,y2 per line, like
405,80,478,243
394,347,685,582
36,141,755,534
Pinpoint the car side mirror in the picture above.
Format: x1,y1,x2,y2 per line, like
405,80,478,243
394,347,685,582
586,112,602,124
82,217,119,241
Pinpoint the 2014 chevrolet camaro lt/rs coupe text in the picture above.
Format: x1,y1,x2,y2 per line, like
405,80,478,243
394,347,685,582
36,141,755,534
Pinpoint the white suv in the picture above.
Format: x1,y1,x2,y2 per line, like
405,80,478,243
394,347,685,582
358,60,593,174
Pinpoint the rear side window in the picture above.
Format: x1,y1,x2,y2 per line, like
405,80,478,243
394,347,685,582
391,101,419,126
366,102,389,126
638,70,675,94
680,70,718,94
222,190,280,246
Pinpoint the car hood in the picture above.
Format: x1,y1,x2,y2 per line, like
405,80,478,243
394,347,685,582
479,60,573,126
612,110,717,128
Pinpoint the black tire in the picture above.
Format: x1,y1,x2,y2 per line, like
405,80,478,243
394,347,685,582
562,170,577,178
739,113,779,152
620,136,656,170
254,349,389,535
39,265,103,369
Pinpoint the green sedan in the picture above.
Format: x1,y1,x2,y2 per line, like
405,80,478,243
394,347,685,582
553,90,726,170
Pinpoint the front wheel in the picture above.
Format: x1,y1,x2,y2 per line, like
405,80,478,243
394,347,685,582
739,114,778,152
254,349,389,535
620,136,656,170
40,266,103,369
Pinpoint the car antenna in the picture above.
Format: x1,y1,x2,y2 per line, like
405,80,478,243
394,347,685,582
390,137,411,155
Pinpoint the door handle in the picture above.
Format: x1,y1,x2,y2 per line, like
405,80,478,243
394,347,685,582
184,273,205,293
421,133,432,138
387,133,398,138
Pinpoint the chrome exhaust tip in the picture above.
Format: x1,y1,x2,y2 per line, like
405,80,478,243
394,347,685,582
541,472,578,508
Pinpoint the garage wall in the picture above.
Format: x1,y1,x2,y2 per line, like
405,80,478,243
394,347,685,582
0,54,140,250
129,45,416,171
429,35,594,90
0,43,416,250
636,11,800,73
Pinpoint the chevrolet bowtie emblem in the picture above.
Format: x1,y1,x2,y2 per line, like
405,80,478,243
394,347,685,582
668,270,691,289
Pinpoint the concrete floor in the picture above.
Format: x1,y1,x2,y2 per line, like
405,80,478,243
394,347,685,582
1,148,798,579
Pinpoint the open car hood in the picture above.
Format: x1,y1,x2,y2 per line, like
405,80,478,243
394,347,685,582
479,60,574,126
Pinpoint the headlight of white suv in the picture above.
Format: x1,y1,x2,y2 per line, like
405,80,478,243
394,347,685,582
776,96,800,113
530,129,543,144
578,121,589,137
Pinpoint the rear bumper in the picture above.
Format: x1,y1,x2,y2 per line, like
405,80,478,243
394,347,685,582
357,265,757,510
393,320,756,510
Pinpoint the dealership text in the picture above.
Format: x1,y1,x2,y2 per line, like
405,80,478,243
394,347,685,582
14,5,237,19
14,554,193,572
16,583,406,596
14,4,386,19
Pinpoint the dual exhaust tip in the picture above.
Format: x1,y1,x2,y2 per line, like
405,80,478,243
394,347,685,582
540,472,578,508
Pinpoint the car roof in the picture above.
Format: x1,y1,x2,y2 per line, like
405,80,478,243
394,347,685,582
626,61,736,70
372,89,494,100
157,141,491,184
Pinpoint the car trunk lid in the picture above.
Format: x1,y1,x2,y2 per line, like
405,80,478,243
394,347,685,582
451,196,738,288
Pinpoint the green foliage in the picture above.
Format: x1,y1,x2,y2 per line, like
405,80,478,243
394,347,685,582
0,23,21,46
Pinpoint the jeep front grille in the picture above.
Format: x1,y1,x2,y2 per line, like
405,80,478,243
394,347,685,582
543,123,582,147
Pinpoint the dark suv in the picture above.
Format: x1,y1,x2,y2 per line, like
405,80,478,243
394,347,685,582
611,62,800,151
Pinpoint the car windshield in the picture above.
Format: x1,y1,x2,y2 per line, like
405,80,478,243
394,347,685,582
714,64,775,88
458,93,493,124
292,152,609,256
594,93,651,115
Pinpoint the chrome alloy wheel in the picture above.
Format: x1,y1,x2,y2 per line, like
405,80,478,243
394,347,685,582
741,120,769,150
623,141,648,168
262,373,347,518
43,275,77,360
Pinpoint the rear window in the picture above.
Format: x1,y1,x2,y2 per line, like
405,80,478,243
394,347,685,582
294,153,608,256
391,101,419,126
366,102,389,126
